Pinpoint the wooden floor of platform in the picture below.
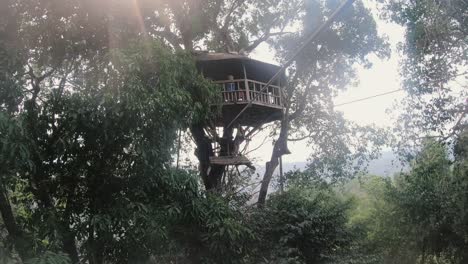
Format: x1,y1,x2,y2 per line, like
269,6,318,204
209,155,251,165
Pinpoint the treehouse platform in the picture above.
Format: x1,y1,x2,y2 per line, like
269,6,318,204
209,155,251,166
196,52,285,127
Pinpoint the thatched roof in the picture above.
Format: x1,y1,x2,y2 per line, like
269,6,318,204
195,52,284,83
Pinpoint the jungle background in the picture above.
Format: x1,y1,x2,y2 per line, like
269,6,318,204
0,0,467,263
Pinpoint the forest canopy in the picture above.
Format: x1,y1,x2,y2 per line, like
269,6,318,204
0,0,467,263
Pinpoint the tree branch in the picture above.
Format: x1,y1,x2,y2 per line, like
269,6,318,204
151,29,183,50
288,131,313,142
222,0,245,31
289,83,318,121
242,31,293,54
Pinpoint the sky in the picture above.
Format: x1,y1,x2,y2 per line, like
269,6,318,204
249,2,406,164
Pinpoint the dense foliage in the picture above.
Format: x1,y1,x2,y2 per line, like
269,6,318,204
0,0,467,263
0,38,217,262
341,136,468,264
249,182,354,264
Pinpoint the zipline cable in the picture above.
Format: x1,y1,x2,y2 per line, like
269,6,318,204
334,74,468,107
334,88,404,107
226,0,356,129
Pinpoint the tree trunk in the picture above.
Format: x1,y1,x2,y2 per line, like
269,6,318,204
461,246,468,264
191,124,221,190
59,224,80,263
32,181,80,263
191,124,242,191
25,100,80,263
257,117,290,205
60,189,80,263
420,239,426,264
0,179,32,261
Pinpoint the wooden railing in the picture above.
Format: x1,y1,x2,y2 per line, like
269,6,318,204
214,79,282,107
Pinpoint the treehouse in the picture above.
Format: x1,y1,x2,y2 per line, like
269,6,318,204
196,53,285,127
195,53,286,167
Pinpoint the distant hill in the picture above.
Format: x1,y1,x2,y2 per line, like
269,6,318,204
365,151,407,176
253,151,406,178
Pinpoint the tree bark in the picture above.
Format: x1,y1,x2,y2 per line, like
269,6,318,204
191,124,244,191
461,246,468,264
59,224,80,263
421,239,426,264
0,179,32,261
30,176,80,263
60,189,80,263
191,124,218,190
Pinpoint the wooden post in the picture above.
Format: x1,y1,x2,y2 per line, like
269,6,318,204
176,129,182,169
278,75,282,106
242,63,250,101
279,155,284,193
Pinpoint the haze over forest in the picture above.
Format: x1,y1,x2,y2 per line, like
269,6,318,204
0,0,466,263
